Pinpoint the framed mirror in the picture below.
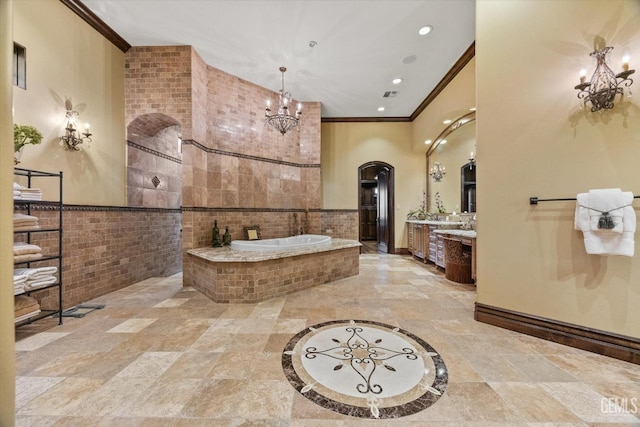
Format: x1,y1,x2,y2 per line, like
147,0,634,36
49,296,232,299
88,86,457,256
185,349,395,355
426,111,476,213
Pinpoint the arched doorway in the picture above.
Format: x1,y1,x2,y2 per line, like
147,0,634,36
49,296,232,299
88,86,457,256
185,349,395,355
358,162,395,253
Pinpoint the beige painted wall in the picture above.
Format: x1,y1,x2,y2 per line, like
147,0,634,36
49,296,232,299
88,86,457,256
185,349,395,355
477,0,640,337
412,57,476,153
12,0,126,205
1,2,16,424
321,121,423,249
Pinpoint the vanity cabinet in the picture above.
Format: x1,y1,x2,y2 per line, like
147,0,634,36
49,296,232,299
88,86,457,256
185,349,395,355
435,233,446,268
410,223,427,261
428,225,438,263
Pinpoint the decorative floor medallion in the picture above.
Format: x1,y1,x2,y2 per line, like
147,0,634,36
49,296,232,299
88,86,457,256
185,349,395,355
282,319,448,419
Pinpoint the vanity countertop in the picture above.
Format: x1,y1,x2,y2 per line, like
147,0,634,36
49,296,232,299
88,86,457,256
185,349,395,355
433,229,477,238
406,220,464,226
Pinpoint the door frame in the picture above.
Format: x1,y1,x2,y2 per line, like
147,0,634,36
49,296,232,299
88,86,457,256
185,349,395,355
358,161,395,254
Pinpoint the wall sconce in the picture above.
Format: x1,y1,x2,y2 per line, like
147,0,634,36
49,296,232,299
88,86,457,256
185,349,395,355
469,152,475,169
59,109,92,151
574,47,635,112
430,162,446,182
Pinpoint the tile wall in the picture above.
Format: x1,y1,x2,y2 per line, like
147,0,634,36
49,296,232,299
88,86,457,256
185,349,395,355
14,206,182,310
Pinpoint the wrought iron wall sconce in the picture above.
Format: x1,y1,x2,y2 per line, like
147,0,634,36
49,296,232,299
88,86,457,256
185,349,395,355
430,162,446,182
575,46,634,112
60,109,92,151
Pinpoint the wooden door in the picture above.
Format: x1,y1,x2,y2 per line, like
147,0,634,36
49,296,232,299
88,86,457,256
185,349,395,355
377,168,389,253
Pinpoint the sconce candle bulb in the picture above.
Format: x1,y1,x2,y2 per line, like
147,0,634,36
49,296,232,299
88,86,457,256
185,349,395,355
579,69,587,83
622,55,630,72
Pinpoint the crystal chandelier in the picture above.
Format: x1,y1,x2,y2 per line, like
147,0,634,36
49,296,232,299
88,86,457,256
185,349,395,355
574,47,635,112
60,109,92,151
265,67,302,135
430,162,446,182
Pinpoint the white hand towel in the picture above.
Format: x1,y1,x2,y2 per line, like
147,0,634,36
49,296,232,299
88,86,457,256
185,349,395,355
575,189,636,256
586,188,629,233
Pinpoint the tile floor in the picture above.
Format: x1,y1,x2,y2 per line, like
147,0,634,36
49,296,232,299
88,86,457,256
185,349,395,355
14,253,640,426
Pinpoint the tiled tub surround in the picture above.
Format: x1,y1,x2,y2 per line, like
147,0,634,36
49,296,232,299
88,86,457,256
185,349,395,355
184,239,361,303
13,205,182,310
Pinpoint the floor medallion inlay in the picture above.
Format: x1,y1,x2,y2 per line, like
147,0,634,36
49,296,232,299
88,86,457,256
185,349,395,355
282,319,448,418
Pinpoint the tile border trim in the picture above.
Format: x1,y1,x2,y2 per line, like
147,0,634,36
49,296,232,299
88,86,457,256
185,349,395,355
127,140,182,164
474,302,640,365
182,139,321,168
14,202,181,213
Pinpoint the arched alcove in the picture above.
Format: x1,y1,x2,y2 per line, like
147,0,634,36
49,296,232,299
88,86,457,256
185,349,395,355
126,113,183,209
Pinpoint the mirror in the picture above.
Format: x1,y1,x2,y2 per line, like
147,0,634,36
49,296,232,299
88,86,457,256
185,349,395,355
426,111,476,214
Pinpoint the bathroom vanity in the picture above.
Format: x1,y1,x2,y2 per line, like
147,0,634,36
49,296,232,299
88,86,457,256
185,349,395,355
407,220,476,283
407,220,463,263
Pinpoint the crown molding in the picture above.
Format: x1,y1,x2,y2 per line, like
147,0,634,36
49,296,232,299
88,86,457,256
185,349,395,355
59,0,131,52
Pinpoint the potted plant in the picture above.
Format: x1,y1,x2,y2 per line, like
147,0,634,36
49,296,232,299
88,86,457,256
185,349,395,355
14,124,43,164
407,192,427,220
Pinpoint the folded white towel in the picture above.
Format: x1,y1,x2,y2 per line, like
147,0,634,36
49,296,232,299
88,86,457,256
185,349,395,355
13,213,39,224
13,274,28,285
13,243,42,256
14,267,58,279
575,189,636,256
13,224,41,232
24,276,57,290
13,253,43,263
19,194,42,201
13,182,21,190
15,310,40,323
588,189,632,233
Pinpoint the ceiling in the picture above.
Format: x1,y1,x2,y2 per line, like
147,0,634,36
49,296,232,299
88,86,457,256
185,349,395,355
81,0,475,119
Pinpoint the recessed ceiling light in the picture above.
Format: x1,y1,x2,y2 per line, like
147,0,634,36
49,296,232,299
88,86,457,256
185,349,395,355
469,107,476,111
443,119,452,124
377,107,385,112
424,139,432,145
440,139,447,144
418,25,433,36
392,78,403,85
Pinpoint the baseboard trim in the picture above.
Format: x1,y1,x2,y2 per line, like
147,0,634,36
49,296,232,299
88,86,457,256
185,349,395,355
474,303,640,365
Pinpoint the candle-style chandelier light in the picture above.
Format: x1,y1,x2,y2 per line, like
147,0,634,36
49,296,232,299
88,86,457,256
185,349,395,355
430,162,446,182
265,67,302,135
574,46,634,112
59,109,92,151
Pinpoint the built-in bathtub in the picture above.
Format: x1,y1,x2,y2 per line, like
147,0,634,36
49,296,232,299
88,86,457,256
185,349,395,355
184,236,361,303
231,234,331,252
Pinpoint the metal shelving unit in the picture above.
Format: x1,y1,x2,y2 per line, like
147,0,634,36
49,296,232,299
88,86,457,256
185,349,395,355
13,167,63,325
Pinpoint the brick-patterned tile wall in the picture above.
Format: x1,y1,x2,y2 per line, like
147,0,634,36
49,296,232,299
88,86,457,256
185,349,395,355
182,210,322,252
125,46,193,140
320,210,359,240
13,206,182,310
206,65,321,164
